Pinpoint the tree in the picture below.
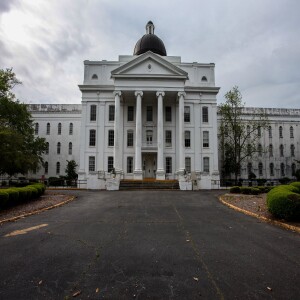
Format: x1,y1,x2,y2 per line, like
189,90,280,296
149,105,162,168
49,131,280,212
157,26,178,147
0,68,47,176
65,160,78,181
219,86,269,184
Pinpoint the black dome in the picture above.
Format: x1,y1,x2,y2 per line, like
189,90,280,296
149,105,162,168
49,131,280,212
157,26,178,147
133,21,167,56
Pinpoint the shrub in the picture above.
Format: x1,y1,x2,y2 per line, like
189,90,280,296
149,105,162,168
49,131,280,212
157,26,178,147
230,186,241,193
16,188,28,203
267,183,300,221
5,188,19,205
250,188,260,195
240,187,252,195
30,183,45,196
26,186,39,199
0,191,9,208
290,182,300,193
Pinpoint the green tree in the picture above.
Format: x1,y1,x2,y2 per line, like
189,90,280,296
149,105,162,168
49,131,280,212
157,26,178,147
219,86,269,184
0,68,47,176
65,160,78,181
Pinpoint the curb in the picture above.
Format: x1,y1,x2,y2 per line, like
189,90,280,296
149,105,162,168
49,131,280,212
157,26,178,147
0,195,76,225
219,195,300,234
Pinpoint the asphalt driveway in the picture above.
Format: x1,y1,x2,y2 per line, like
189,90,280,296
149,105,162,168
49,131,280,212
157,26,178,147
0,190,299,299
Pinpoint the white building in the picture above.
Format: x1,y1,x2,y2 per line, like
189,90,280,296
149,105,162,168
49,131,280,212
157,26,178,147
27,22,299,189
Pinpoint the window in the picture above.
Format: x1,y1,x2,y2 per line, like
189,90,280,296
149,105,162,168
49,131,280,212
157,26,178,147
185,157,191,173
56,162,60,174
185,131,191,148
146,130,153,145
165,130,172,147
290,126,294,138
108,130,114,146
202,107,208,123
107,157,114,172
203,157,210,173
270,163,274,176
291,144,295,157
203,131,209,147
279,126,283,138
90,105,97,121
57,142,61,154
280,144,284,157
280,163,285,177
69,123,73,135
58,123,62,135
258,162,263,176
45,162,48,174
127,130,133,147
292,163,296,176
268,126,272,138
69,142,72,155
128,106,134,122
166,157,172,174
165,106,172,122
184,106,190,122
247,163,252,176
127,157,133,173
89,129,96,146
269,144,273,157
201,76,207,82
258,144,262,157
109,105,115,121
89,156,95,172
257,126,261,137
34,123,39,135
46,123,50,135
146,106,153,122
247,125,251,136
45,142,49,155
92,74,98,80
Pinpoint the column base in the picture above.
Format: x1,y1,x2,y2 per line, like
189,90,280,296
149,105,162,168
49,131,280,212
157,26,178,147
134,170,143,180
156,169,165,180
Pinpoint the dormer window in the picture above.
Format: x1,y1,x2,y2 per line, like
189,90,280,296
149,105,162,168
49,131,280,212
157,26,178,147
201,76,207,82
92,74,98,80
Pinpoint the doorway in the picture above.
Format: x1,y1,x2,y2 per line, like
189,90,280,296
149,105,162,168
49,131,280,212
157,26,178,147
143,153,156,178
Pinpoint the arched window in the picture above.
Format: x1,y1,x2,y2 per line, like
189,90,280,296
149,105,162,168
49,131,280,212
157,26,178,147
34,123,39,135
69,123,73,135
258,162,263,176
258,144,262,156
69,142,72,155
46,123,50,135
270,163,274,176
280,163,285,177
279,144,284,157
279,126,283,138
56,162,60,174
247,162,252,176
257,126,261,137
92,74,98,80
268,126,272,138
45,142,49,155
290,126,294,138
57,142,61,154
45,162,48,174
269,144,273,157
292,163,296,176
58,123,62,135
291,144,295,157
201,76,207,82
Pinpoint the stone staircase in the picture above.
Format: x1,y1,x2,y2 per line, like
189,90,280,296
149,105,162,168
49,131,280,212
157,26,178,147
119,179,180,190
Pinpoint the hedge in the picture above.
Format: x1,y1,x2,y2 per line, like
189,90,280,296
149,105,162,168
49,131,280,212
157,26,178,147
230,186,274,195
0,183,45,209
267,182,300,221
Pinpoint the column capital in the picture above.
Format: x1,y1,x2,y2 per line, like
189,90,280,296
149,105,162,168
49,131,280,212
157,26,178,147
178,91,186,98
135,91,143,97
156,91,165,98
114,91,122,97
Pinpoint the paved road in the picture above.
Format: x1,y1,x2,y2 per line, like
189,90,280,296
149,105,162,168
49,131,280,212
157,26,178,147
0,190,299,299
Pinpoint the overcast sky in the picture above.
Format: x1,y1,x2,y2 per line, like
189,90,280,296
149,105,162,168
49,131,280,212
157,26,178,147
0,0,299,108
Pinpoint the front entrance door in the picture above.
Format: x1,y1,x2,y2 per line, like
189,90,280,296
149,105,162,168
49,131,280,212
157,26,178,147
143,154,156,178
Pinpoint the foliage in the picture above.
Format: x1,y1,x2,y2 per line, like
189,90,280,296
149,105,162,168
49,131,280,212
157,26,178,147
230,186,241,193
267,183,300,221
219,86,269,184
0,68,47,176
0,191,9,207
65,160,78,180
278,177,291,185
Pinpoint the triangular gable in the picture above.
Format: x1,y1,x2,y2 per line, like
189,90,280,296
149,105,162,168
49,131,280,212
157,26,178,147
111,51,188,80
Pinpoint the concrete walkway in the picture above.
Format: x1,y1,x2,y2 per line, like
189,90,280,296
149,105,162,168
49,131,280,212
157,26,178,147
0,190,299,299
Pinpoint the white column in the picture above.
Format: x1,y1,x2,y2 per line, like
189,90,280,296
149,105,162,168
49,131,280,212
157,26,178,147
113,91,122,174
178,92,186,174
134,91,143,179
156,91,165,180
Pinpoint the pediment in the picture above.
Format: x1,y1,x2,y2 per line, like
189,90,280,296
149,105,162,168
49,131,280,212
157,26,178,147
111,51,188,80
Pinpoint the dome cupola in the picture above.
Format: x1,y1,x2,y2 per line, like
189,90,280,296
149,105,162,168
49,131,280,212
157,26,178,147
133,21,167,56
